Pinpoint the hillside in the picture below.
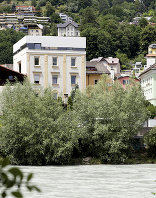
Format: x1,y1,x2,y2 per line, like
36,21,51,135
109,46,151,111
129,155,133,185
0,0,156,67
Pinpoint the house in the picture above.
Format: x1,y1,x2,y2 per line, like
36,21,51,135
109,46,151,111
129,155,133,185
59,13,73,23
90,57,121,80
16,6,36,13
86,61,110,86
13,36,86,99
57,21,80,37
139,64,156,105
116,75,140,89
20,24,43,36
146,44,156,68
0,64,25,93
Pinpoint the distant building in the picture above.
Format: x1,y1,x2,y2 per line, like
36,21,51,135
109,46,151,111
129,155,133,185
86,61,110,86
116,75,140,89
90,57,121,80
57,21,80,37
13,36,86,98
20,24,43,36
16,6,36,13
146,44,156,68
139,64,156,106
59,13,73,23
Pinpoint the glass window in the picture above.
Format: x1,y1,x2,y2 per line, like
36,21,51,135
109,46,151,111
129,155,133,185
52,75,58,84
71,76,76,85
34,43,41,49
34,74,40,84
123,80,129,85
71,58,76,66
53,57,57,66
36,30,39,32
9,76,14,81
95,80,98,84
34,57,39,65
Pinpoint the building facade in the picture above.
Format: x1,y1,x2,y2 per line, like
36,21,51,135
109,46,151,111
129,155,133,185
139,64,156,106
146,44,156,68
13,36,86,98
57,22,80,37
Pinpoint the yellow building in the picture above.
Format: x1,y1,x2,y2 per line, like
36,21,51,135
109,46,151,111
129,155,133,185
86,61,110,86
146,44,156,67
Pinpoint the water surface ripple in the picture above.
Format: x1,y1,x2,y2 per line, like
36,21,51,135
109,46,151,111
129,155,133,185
20,164,156,198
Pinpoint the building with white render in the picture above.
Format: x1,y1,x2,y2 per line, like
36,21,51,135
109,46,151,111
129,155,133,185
57,22,80,37
139,64,156,106
13,36,86,98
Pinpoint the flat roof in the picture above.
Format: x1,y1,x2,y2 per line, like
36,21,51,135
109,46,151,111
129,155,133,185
13,36,86,53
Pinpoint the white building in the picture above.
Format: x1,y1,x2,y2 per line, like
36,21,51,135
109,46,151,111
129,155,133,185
13,36,86,98
59,13,73,23
139,64,156,106
57,22,80,37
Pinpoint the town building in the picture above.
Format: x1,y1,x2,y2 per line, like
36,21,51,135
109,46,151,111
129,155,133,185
57,22,80,37
0,13,50,32
13,36,86,98
139,64,156,106
19,24,43,36
59,13,73,23
0,65,25,94
146,44,156,68
86,61,110,86
115,75,140,89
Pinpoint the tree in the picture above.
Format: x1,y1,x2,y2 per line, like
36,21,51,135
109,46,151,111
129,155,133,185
72,75,148,163
144,127,156,157
0,81,79,165
0,29,24,64
139,17,148,28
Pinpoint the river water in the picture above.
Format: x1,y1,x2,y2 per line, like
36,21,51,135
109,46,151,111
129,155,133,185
20,164,156,198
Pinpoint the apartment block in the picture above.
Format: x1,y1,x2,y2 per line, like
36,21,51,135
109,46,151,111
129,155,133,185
13,36,86,98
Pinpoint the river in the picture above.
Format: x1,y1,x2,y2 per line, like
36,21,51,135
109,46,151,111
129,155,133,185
19,164,156,198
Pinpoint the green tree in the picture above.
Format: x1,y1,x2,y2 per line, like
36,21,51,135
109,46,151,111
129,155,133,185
139,17,148,28
72,75,148,163
0,29,24,64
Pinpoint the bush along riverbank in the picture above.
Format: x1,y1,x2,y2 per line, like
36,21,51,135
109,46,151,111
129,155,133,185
0,76,153,166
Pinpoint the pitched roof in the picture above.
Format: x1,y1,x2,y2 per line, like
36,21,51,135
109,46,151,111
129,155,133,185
104,57,119,64
139,64,156,77
86,61,97,67
57,21,79,28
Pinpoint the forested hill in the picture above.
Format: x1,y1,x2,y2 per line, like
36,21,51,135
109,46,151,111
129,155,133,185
0,0,156,67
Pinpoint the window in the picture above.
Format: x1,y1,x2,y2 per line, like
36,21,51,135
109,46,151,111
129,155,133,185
34,74,40,84
9,76,14,81
52,57,57,66
19,62,21,73
71,76,76,85
53,92,57,100
95,80,98,84
34,43,41,49
71,58,76,67
34,57,39,66
36,30,39,32
123,80,129,85
52,75,58,84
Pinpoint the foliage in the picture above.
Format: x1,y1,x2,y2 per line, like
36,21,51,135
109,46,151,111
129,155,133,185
72,75,148,163
144,127,156,158
0,29,24,64
0,158,40,198
0,81,79,165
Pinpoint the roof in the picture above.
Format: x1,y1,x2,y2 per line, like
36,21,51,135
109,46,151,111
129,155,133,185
57,21,79,28
146,54,156,57
139,64,156,77
104,57,119,64
0,65,25,85
86,71,105,74
86,61,97,67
